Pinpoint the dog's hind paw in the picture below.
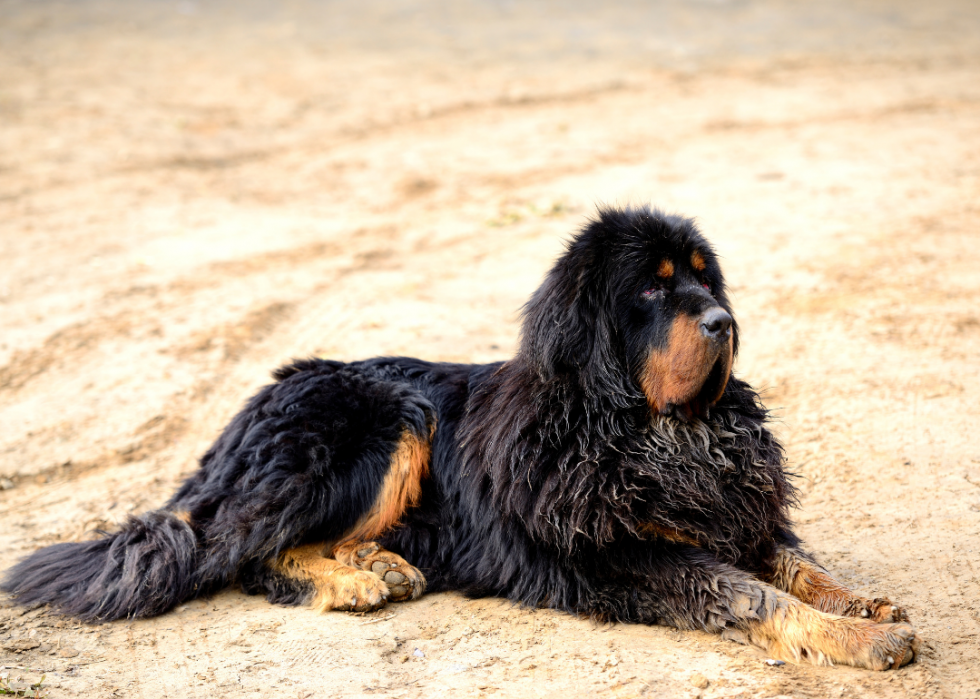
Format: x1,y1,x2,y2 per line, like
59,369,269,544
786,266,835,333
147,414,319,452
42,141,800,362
314,568,389,613
333,541,426,602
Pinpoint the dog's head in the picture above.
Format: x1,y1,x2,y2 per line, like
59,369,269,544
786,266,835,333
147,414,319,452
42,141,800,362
519,207,737,420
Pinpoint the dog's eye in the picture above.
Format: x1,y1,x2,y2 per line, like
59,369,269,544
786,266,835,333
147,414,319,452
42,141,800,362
642,285,664,297
702,283,711,291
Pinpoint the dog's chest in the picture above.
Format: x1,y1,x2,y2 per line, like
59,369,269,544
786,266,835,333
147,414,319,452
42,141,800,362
628,413,787,558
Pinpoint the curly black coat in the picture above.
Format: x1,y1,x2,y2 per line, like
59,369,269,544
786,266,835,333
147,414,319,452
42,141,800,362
2,207,919,670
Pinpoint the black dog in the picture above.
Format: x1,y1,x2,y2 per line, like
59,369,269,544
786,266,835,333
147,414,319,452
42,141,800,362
3,207,918,670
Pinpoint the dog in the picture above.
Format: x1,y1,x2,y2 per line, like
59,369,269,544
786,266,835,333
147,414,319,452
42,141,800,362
2,207,919,670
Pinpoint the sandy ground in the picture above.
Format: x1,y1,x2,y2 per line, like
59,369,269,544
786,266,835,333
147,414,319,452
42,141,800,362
1,1,980,697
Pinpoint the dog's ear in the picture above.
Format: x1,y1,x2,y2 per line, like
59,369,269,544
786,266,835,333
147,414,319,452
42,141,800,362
518,241,633,401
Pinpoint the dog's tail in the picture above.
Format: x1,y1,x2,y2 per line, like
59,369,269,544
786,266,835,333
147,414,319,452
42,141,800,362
0,511,199,621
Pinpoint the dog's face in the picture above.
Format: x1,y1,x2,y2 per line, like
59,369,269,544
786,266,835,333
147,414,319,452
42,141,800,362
520,207,737,420
620,244,734,420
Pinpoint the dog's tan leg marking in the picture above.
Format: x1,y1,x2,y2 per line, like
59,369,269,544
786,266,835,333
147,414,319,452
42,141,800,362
736,589,919,670
271,543,389,612
637,522,702,547
767,546,910,623
314,428,431,605
341,428,432,543
172,510,193,525
333,541,426,602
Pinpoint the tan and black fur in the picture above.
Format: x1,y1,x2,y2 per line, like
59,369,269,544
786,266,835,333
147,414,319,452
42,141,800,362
2,207,919,671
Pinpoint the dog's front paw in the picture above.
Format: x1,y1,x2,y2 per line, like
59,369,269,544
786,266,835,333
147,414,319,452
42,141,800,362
857,622,919,670
846,597,910,624
742,598,920,671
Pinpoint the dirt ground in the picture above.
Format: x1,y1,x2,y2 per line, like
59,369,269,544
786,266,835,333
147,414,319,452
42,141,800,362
1,1,979,697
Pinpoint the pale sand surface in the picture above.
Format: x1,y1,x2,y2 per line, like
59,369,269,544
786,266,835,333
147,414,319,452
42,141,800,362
1,1,979,697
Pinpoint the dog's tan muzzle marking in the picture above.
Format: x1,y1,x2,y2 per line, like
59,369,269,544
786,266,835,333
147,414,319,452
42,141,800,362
641,308,734,415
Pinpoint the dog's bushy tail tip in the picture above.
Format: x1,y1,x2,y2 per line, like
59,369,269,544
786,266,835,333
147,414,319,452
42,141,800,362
1,510,198,621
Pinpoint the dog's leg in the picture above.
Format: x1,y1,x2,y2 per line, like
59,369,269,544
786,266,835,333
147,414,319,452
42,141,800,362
333,541,426,602
732,589,918,669
611,550,918,670
765,545,910,623
170,365,437,596
264,543,390,613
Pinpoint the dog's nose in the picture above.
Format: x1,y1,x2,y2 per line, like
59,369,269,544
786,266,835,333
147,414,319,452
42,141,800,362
699,307,732,340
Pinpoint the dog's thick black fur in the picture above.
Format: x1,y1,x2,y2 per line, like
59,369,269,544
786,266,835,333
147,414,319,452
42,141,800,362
3,208,919,669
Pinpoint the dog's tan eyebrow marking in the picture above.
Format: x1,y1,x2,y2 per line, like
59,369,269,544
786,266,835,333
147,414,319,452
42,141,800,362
691,251,706,271
656,259,674,278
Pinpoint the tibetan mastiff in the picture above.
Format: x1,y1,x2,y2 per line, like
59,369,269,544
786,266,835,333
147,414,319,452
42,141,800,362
3,207,919,670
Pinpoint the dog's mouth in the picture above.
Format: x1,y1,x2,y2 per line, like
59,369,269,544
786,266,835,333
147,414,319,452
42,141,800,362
658,353,731,422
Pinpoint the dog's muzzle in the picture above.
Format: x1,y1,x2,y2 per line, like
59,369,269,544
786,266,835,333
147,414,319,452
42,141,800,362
640,305,735,420
699,307,733,343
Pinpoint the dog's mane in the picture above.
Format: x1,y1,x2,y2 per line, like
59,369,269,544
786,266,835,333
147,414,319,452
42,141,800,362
460,207,792,567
